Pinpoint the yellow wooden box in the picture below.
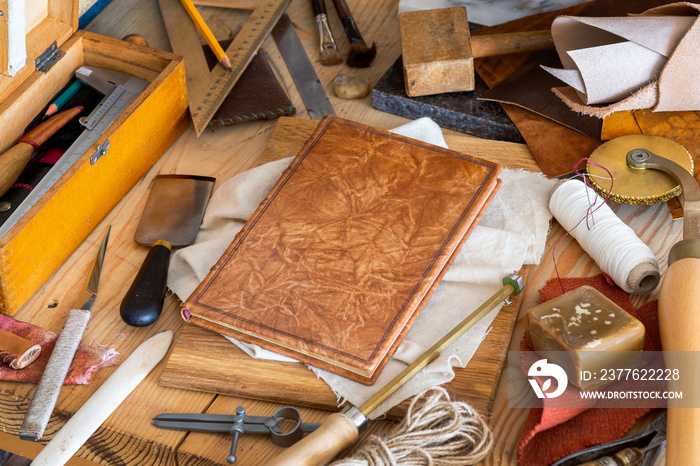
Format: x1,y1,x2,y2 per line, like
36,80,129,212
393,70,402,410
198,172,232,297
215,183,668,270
0,0,188,314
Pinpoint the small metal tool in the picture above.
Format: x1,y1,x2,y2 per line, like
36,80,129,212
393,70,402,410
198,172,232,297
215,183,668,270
153,406,320,464
75,66,147,130
272,14,335,119
551,412,666,466
120,174,215,327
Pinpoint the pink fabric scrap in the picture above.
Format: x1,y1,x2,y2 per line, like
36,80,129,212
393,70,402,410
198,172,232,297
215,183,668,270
0,313,118,384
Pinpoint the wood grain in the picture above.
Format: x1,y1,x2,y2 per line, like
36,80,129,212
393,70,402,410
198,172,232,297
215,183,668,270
2,0,680,464
400,8,474,97
658,258,700,465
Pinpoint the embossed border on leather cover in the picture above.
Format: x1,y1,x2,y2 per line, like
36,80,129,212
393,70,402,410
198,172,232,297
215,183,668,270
182,115,502,384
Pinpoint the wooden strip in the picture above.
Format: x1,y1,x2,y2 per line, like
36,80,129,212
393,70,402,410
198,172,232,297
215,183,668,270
262,117,540,171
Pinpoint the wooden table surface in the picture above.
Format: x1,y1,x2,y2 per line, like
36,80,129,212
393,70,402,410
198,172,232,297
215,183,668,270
0,0,680,464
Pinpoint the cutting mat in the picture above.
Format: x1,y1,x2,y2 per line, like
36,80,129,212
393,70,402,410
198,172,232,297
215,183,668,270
159,117,539,420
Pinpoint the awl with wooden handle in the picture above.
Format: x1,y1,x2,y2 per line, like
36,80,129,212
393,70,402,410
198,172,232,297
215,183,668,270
264,274,524,466
0,106,83,198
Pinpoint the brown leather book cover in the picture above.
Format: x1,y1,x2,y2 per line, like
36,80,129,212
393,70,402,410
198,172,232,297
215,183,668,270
181,115,502,384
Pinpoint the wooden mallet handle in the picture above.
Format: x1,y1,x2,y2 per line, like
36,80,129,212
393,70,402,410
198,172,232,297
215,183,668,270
471,30,553,58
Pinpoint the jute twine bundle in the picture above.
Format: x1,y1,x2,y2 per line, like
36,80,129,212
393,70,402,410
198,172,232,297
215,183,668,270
331,387,493,466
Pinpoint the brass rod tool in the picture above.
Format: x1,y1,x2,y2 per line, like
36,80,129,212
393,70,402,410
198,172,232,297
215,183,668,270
19,226,111,441
264,273,524,466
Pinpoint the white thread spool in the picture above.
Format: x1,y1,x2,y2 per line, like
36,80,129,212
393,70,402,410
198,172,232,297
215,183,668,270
549,179,660,294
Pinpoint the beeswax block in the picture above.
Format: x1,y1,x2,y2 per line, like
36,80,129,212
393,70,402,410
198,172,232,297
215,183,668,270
526,285,645,390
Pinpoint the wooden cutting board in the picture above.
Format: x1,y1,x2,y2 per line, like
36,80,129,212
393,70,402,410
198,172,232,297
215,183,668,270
158,117,539,420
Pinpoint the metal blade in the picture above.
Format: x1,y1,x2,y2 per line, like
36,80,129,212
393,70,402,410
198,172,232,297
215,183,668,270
75,66,135,95
75,226,111,310
153,412,274,424
152,420,271,434
272,14,335,120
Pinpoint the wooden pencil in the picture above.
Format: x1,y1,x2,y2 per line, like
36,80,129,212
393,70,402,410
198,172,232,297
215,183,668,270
178,0,232,71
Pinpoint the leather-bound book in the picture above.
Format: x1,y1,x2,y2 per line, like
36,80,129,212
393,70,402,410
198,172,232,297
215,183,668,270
182,116,502,384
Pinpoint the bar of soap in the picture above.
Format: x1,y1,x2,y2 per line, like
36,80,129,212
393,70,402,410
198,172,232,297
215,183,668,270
526,285,645,390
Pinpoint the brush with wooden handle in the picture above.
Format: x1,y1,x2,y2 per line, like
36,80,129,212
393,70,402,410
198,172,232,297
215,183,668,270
264,274,523,465
331,0,376,67
311,0,342,66
0,106,83,198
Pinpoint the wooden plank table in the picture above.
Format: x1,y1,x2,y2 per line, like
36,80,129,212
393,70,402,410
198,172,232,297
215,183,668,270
0,0,680,464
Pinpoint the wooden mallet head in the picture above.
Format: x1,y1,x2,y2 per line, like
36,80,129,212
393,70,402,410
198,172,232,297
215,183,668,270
399,7,553,97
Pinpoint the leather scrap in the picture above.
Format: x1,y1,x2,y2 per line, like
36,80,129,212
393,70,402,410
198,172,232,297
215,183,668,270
203,42,296,126
551,3,700,118
475,0,678,178
479,51,603,142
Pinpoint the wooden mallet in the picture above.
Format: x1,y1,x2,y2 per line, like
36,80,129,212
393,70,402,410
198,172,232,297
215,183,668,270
399,7,553,97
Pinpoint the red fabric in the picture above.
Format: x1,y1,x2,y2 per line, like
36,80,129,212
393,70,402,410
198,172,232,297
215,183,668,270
0,313,118,384
517,274,662,466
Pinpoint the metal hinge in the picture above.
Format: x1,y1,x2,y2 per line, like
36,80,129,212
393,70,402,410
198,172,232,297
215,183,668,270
35,42,65,73
91,140,110,165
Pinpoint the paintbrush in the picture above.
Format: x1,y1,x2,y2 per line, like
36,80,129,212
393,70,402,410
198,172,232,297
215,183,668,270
311,0,342,66
331,0,376,67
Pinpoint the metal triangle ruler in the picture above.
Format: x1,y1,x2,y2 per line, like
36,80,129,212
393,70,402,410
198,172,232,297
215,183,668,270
158,0,292,136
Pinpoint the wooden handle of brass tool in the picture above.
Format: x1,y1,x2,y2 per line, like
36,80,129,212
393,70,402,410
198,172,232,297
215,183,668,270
658,257,700,465
471,30,553,58
264,411,359,466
